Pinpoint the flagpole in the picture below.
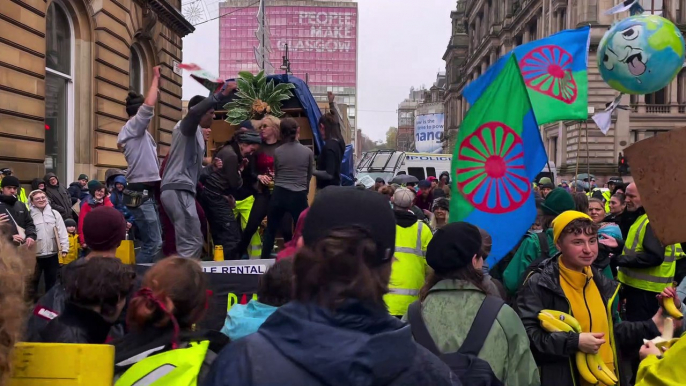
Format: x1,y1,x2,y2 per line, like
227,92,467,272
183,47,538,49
585,120,591,186
575,121,581,184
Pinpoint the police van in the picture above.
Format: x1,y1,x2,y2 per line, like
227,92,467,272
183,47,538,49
356,150,451,188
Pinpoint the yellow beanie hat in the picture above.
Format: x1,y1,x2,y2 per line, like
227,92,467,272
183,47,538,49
552,210,593,244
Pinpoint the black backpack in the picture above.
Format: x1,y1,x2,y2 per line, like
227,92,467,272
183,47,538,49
407,296,505,386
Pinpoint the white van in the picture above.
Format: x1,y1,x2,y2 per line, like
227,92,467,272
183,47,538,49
397,153,452,181
355,150,452,187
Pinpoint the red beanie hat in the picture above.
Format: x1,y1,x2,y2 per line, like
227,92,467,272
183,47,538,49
83,206,126,251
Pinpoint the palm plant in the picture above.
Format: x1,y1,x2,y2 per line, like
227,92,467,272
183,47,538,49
223,70,296,125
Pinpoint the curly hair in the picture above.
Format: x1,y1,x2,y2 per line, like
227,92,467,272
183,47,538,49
558,218,599,243
65,257,136,320
0,234,35,384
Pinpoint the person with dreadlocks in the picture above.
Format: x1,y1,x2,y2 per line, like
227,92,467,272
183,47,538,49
112,257,229,385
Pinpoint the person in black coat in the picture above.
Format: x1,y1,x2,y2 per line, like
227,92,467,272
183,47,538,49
0,176,36,247
44,173,73,221
67,174,89,205
37,256,135,344
516,213,667,386
26,206,128,341
204,187,460,386
313,93,345,191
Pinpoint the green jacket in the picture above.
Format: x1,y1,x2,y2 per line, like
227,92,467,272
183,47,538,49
405,280,540,386
503,229,557,296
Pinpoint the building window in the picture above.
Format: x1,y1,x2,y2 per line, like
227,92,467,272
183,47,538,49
551,136,558,164
129,45,144,94
643,0,663,15
45,1,73,180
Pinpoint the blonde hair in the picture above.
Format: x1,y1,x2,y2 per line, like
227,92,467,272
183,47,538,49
0,232,34,384
260,115,282,140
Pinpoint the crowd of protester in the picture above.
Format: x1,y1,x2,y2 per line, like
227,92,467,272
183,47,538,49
0,66,685,386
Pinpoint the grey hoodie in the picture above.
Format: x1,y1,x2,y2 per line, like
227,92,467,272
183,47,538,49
117,104,160,184
160,92,222,195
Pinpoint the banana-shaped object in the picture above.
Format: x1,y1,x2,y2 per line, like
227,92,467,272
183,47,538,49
662,297,684,320
541,310,582,333
586,353,617,385
575,351,598,385
538,312,574,332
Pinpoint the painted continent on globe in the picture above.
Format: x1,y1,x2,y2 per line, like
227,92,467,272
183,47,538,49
598,15,685,95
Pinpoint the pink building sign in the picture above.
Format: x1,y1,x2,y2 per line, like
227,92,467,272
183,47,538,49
219,5,357,87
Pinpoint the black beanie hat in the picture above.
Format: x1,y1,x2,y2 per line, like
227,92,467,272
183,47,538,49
432,197,450,212
125,91,145,117
1,176,20,189
303,186,396,264
83,206,126,251
426,222,482,275
64,218,77,228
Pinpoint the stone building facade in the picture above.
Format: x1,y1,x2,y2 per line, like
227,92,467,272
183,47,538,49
395,87,424,152
443,0,686,181
0,0,193,185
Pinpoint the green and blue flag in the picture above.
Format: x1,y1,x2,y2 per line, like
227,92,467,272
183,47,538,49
451,56,547,266
464,26,590,125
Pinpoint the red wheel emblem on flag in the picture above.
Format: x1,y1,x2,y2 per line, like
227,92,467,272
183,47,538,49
456,122,530,214
520,45,577,104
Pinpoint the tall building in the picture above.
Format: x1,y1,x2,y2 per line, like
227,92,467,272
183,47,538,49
396,87,425,152
443,0,686,181
0,0,192,184
218,0,358,143
396,73,446,153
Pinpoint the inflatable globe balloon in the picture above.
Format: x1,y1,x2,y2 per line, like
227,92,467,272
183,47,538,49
598,15,685,95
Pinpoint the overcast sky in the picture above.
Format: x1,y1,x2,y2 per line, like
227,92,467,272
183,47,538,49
181,0,455,142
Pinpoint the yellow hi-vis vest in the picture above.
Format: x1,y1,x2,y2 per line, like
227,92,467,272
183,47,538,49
602,189,612,213
234,196,262,259
384,221,432,316
617,214,677,293
114,341,209,386
676,244,686,261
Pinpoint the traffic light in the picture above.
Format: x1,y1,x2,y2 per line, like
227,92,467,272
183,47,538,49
618,152,629,175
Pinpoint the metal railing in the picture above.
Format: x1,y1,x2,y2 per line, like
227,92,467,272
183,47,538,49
629,104,686,114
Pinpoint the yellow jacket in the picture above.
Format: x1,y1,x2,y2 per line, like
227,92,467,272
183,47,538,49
63,233,80,265
636,334,686,386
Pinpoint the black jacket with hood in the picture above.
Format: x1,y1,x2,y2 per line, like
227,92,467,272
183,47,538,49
0,194,37,242
67,181,89,204
31,178,44,192
516,256,660,386
314,138,345,190
202,300,461,386
44,173,73,220
37,301,112,344
394,208,419,229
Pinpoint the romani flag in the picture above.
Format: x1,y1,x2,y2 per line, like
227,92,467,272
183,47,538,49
463,26,590,125
451,56,547,265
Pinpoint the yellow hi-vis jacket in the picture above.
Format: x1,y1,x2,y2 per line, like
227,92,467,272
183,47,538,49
617,214,681,293
384,221,433,317
115,341,209,385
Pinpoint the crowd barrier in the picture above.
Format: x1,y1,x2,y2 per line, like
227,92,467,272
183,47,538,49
10,343,114,385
